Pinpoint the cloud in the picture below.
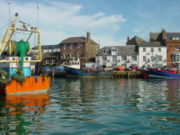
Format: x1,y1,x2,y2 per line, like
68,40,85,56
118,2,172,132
0,0,126,46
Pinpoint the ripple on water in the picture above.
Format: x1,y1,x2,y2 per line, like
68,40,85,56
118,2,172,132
0,78,179,135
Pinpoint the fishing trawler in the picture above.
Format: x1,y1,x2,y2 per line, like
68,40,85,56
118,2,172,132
64,58,113,78
0,13,51,95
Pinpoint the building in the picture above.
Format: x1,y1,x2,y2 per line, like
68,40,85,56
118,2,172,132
138,42,167,68
30,44,60,65
96,45,138,68
150,29,180,67
126,36,145,45
59,32,99,66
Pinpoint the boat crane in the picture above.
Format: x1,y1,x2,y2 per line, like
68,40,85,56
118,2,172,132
0,12,42,63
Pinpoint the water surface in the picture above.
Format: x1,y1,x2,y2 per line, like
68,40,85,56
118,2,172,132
0,78,180,135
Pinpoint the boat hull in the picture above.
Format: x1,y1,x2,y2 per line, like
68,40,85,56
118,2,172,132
0,76,51,95
65,66,113,78
144,68,180,79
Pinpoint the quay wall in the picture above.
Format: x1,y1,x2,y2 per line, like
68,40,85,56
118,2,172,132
113,71,143,78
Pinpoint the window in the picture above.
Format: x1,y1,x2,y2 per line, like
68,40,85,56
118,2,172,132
151,48,154,52
77,44,82,49
122,56,127,61
158,48,161,52
143,48,146,52
112,56,117,62
70,44,73,49
158,56,162,61
112,48,116,52
177,55,180,62
102,56,107,61
151,56,154,61
63,53,66,58
64,44,66,50
143,56,146,61
132,56,137,61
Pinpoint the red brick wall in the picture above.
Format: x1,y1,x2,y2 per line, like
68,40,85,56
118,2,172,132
60,43,85,59
166,40,180,66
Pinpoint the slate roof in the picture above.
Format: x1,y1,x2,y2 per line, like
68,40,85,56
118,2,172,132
150,32,162,42
137,42,165,47
166,32,180,40
100,45,138,56
126,36,145,45
32,45,60,50
60,37,97,44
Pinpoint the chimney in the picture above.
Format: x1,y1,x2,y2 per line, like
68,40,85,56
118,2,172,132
127,36,130,41
87,32,90,43
162,28,166,40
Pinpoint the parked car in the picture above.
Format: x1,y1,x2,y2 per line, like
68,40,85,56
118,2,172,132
129,66,139,71
113,66,125,71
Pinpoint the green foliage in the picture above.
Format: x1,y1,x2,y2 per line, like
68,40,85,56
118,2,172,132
11,73,25,83
0,69,10,85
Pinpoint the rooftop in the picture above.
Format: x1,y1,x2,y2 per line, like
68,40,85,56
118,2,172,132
100,45,138,56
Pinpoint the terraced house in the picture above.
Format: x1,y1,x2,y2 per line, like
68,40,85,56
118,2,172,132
96,45,138,68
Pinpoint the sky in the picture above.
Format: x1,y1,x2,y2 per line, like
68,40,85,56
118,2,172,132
0,0,180,47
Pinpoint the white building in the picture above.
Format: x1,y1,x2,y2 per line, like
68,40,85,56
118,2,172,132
96,42,167,69
96,45,138,68
138,42,167,68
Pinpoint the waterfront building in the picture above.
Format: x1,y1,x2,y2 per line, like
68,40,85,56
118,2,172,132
96,45,138,68
30,44,60,65
137,42,167,68
59,32,99,66
150,29,180,67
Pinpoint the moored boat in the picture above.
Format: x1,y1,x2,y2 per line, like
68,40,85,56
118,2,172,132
64,59,113,78
143,68,180,79
0,13,51,95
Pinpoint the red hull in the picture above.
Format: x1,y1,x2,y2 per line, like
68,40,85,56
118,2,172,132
0,76,51,95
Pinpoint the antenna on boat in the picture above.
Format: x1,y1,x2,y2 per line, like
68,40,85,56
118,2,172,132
36,0,40,28
6,0,11,26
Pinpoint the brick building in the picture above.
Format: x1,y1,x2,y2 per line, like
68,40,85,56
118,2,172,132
59,32,99,66
150,29,180,66
127,29,180,67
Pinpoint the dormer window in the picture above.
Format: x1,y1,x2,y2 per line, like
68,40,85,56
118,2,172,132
151,48,154,52
112,48,116,52
172,37,180,40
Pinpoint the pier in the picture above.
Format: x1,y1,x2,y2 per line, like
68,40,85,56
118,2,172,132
113,71,143,78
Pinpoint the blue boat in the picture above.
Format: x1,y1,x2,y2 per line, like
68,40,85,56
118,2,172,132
64,66,113,78
64,59,112,78
144,68,180,79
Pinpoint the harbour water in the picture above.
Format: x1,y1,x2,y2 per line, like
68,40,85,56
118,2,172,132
0,78,180,135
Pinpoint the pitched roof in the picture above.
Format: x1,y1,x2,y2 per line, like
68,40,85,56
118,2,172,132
100,45,138,56
126,36,145,45
137,42,165,47
32,44,59,50
150,32,162,42
60,37,97,44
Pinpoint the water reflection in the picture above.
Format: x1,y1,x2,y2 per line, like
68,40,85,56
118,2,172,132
56,79,97,121
0,79,179,135
0,93,50,135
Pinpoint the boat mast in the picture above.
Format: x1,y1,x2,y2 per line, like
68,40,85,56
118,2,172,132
0,13,42,63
